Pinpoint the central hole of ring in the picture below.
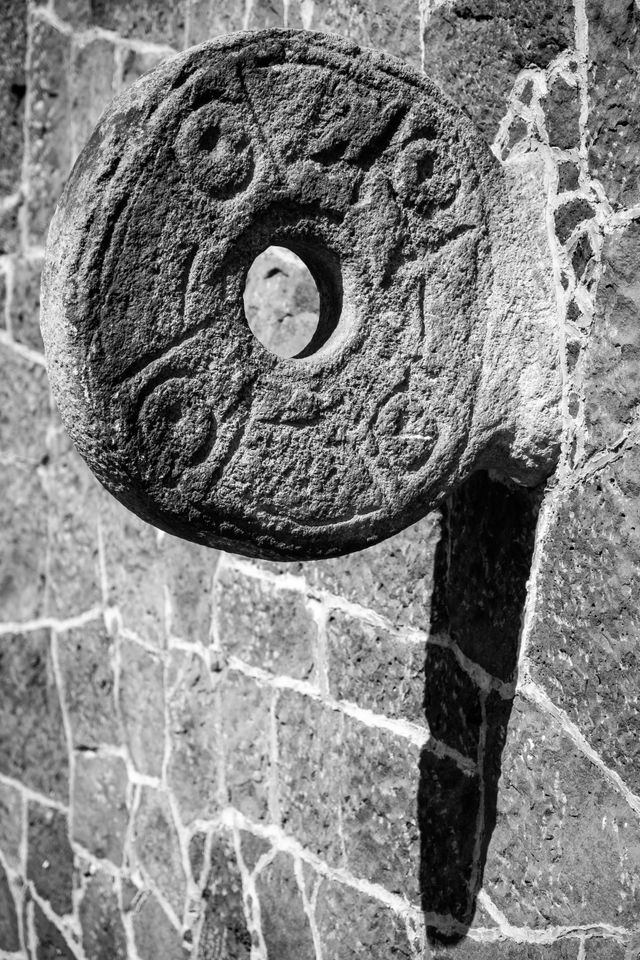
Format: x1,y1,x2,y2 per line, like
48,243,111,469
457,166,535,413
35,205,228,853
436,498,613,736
243,243,342,360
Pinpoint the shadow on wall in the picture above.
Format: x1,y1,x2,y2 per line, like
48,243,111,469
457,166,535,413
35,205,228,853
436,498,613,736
419,472,542,943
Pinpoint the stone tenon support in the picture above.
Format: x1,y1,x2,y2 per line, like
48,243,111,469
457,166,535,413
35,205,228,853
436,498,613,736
41,29,562,561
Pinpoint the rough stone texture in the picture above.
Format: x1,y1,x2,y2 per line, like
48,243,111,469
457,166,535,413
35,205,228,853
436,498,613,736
0,782,23,871
0,0,26,207
197,835,251,959
326,609,424,722
314,876,413,959
27,804,74,916
216,567,316,678
587,0,640,207
58,625,119,749
132,787,186,918
41,30,560,561
0,861,20,952
3,1,640,958
79,868,128,960
132,894,188,960
0,631,69,802
118,640,166,778
72,753,128,864
166,651,221,823
253,852,315,959
220,672,272,821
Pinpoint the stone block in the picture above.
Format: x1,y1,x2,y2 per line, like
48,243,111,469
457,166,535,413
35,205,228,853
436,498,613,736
100,500,167,648
197,834,251,959
0,0,26,201
57,625,118,749
583,939,626,960
70,38,115,161
340,714,421,901
26,15,72,246
0,781,23,871
313,514,440,631
220,672,272,822
43,432,102,620
432,939,579,959
587,0,640,207
0,862,20,952
0,350,50,621
484,696,640,927
132,787,186,919
27,804,73,916
79,868,127,960
0,631,69,802
254,852,314,960
167,651,221,824
526,445,640,793
132,893,189,960
276,691,344,864
554,198,594,245
421,0,574,140
326,610,424,723
72,753,128,865
164,536,217,645
89,0,186,47
545,77,580,150
216,568,315,679
185,0,244,46
314,876,412,960
118,640,165,778
7,255,43,351
583,223,640,451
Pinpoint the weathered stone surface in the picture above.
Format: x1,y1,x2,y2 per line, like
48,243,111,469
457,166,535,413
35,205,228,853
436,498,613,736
0,861,20,952
326,610,424,722
254,852,314,959
314,513,440,629
527,445,640,794
582,222,640,452
42,31,560,561
554,198,594,245
545,76,580,150
277,689,420,897
220,672,271,821
72,753,128,865
33,902,78,960
0,0,26,203
118,639,165,777
88,0,185,47
27,15,72,246
587,0,640,207
421,0,574,140
0,781,23,871
431,939,579,959
167,651,220,823
58,625,118,749
70,38,116,161
583,939,626,960
43,425,102,620
163,537,218,644
132,894,188,960
27,804,74,916
0,631,68,801
132,787,186,918
79,868,127,960
0,350,50,621
197,835,251,959
216,568,315,678
7,255,43,351
314,876,412,959
484,696,640,927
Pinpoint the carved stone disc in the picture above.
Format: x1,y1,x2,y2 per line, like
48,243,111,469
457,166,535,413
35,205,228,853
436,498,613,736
42,30,501,560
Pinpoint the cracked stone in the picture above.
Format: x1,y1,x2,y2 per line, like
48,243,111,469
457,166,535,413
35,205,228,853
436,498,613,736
197,835,251,960
132,894,189,960
545,77,581,149
315,875,413,960
33,902,77,960
0,781,23,871
57,624,118,749
220,672,272,822
0,862,20,952
132,787,186,919
254,853,314,960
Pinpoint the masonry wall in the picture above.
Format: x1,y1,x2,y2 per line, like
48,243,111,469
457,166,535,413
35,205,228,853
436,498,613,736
1,1,640,959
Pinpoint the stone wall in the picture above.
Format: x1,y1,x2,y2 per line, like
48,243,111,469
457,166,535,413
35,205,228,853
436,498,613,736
1,1,639,958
